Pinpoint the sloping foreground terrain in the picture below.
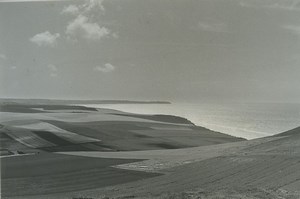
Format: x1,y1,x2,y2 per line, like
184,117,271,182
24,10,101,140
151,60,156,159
55,127,300,199
19,127,299,199
0,103,243,198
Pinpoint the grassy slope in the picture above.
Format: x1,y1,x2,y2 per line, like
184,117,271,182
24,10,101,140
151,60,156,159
1,102,247,198
1,103,244,153
1,152,159,197
35,127,300,199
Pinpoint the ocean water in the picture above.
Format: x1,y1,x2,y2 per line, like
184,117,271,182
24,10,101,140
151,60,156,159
83,102,300,139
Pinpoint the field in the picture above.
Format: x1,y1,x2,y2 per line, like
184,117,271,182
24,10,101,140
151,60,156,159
1,102,299,199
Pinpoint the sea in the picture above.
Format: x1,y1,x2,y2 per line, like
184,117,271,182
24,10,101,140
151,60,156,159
83,102,300,139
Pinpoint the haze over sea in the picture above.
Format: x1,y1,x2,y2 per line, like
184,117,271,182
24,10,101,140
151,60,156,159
84,102,300,139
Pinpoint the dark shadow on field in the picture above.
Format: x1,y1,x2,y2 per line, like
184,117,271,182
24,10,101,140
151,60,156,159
32,131,112,152
148,142,181,149
33,131,74,146
42,120,244,151
1,152,160,197
111,113,194,125
43,120,189,151
0,104,97,113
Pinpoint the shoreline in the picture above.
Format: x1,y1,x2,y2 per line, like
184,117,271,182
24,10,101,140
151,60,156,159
80,102,300,140
1,102,299,198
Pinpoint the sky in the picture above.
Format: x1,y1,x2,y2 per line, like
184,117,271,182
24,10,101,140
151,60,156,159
0,0,300,103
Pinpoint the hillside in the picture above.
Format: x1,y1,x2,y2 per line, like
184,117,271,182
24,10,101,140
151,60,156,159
0,102,244,198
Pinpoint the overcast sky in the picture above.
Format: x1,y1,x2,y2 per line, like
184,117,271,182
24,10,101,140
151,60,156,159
0,0,300,102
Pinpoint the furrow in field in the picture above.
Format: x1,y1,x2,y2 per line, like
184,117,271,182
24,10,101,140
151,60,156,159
14,122,100,144
6,129,55,148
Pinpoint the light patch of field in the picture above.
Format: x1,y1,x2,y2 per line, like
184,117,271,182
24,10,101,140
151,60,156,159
58,137,280,172
0,153,36,159
131,129,236,147
0,112,187,126
14,122,100,143
30,108,44,111
6,128,55,148
31,107,95,113
147,187,300,199
15,134,300,199
0,112,52,123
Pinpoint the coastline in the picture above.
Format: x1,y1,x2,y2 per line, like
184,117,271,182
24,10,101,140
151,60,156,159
80,102,300,140
1,102,299,199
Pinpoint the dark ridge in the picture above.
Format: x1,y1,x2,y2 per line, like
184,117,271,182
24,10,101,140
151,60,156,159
148,142,183,149
36,105,97,111
43,120,152,136
273,126,300,137
40,144,97,152
40,142,116,152
32,131,74,146
0,131,12,139
0,104,46,113
0,98,171,105
32,131,106,152
32,130,116,152
111,113,195,125
0,149,13,156
190,126,247,140
0,104,97,113
134,133,151,138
